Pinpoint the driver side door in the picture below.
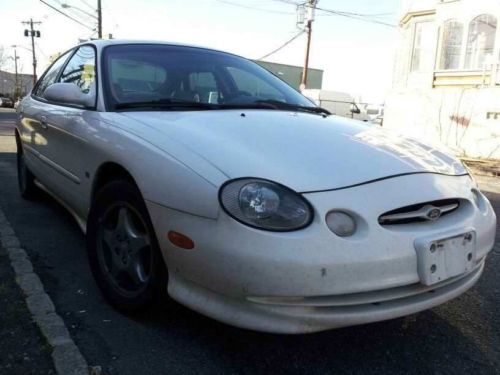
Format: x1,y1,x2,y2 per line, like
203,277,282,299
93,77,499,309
40,45,98,219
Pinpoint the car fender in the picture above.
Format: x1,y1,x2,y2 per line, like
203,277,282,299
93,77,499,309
89,113,226,219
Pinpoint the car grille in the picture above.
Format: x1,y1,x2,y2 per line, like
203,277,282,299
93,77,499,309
378,198,460,225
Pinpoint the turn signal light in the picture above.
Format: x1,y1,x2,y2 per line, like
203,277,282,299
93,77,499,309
168,231,195,250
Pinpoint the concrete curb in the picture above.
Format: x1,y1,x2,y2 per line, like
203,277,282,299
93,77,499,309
0,208,90,375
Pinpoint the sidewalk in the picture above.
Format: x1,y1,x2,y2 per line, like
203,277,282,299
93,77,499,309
0,243,55,374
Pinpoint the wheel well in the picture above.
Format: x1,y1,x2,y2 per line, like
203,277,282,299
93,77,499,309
91,162,137,202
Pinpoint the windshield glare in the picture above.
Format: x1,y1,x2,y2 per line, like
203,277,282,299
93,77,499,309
103,44,314,110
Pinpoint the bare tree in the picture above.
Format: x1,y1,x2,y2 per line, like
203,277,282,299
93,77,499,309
0,46,7,70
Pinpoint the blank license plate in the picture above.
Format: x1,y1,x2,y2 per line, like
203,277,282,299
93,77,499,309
415,231,476,286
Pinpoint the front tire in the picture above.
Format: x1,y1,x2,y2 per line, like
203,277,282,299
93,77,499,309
86,180,167,311
17,144,39,200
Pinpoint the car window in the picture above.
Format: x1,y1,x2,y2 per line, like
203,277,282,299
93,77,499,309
226,66,286,102
110,58,167,95
59,46,96,98
189,72,220,103
103,44,313,110
33,50,72,98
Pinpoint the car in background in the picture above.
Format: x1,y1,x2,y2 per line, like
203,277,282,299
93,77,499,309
362,104,384,126
302,89,371,122
14,98,22,109
15,40,497,333
0,97,14,108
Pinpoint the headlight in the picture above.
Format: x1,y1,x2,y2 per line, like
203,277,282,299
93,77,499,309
219,178,313,231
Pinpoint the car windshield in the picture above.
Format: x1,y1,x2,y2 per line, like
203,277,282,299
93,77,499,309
102,44,316,111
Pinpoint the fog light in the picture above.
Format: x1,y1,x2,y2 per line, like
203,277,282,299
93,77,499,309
326,211,356,237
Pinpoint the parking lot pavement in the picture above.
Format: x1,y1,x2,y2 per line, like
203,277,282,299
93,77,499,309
0,109,16,136
0,115,499,374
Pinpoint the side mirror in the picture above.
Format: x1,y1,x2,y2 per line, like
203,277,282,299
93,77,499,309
350,105,361,114
43,83,95,108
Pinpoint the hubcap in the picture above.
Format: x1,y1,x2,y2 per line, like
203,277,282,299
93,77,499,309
97,203,152,297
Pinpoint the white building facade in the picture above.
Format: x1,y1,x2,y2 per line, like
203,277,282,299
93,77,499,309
385,0,500,159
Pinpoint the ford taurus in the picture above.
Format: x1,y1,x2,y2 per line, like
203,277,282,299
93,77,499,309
15,40,497,333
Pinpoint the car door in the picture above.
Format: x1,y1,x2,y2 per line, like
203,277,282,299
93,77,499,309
18,50,73,186
38,45,98,219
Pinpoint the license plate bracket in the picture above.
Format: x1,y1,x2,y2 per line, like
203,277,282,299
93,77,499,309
415,231,476,286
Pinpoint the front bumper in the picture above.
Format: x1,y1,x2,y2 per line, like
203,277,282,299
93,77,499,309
146,173,496,333
167,261,484,333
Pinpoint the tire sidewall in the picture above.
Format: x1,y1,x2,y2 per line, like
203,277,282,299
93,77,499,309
87,180,167,310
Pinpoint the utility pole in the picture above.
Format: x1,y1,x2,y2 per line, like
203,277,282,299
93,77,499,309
300,0,318,91
22,19,41,86
11,47,19,98
97,0,102,38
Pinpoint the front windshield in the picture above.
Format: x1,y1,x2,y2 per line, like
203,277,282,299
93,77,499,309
102,44,314,110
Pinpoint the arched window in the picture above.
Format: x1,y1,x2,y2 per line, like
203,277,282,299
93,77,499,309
465,14,497,69
439,20,463,70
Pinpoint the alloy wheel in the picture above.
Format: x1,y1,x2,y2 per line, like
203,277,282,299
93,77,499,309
97,203,153,297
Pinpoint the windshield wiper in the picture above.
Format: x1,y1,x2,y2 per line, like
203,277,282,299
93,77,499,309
114,98,331,116
254,100,331,116
217,102,282,111
115,99,216,111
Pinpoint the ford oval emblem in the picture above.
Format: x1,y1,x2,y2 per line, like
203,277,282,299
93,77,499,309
426,208,442,221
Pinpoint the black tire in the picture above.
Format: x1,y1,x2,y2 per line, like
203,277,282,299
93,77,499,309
17,142,39,200
86,180,167,311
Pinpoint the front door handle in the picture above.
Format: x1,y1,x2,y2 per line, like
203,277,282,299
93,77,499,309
40,116,48,130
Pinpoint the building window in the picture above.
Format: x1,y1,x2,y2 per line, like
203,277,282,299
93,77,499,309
411,21,434,72
439,20,463,70
465,14,497,69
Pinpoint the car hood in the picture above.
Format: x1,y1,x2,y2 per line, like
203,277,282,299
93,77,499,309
119,110,466,192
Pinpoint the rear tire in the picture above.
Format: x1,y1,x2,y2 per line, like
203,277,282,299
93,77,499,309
86,180,167,311
17,143,39,200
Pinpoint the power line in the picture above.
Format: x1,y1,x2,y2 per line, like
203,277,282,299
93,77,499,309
34,41,48,59
39,0,95,30
257,30,305,60
319,9,396,18
315,6,397,27
78,0,96,11
269,0,397,26
271,0,302,5
216,0,294,14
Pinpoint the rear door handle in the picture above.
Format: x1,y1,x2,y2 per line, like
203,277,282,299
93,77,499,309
40,115,48,130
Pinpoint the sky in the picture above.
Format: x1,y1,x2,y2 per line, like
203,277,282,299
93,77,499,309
0,0,400,103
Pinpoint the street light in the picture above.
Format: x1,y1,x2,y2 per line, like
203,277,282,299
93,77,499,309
61,2,102,38
61,3,98,19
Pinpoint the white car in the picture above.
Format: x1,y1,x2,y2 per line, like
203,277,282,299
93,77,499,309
16,40,497,333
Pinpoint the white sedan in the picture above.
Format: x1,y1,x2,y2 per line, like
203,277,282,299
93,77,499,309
16,40,496,333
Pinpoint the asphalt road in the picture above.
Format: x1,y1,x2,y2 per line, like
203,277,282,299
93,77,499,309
1,111,499,374
0,109,17,136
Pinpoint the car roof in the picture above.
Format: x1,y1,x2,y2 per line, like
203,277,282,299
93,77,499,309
83,39,233,56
